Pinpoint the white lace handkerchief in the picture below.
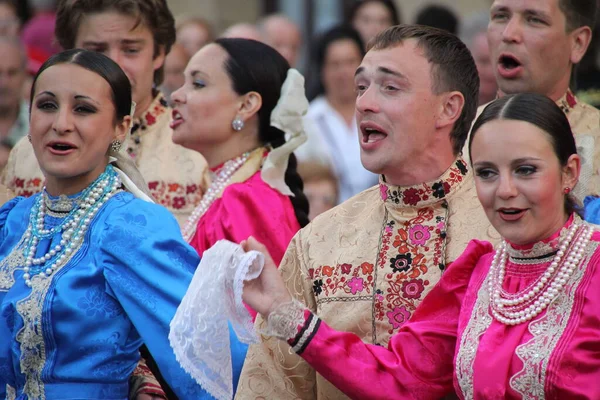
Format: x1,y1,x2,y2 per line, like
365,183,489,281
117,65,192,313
169,240,265,400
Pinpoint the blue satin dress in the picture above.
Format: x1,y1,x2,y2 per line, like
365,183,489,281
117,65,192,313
0,191,248,399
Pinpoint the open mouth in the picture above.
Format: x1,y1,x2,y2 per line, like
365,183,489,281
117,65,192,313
170,110,184,130
362,127,387,143
497,207,527,221
47,142,76,153
499,54,522,70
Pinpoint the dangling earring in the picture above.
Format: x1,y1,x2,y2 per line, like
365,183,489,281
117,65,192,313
27,134,32,143
563,187,571,195
110,140,122,152
232,116,244,131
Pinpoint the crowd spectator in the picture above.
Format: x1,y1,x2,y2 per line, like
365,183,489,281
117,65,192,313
348,0,401,46
176,16,214,58
258,13,302,67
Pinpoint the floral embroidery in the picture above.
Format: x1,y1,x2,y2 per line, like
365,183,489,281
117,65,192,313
409,224,431,246
312,279,323,296
127,95,168,159
386,306,411,329
390,254,412,273
340,263,352,274
401,279,426,300
146,180,203,214
312,262,375,299
379,184,388,201
374,206,449,336
432,181,451,199
360,262,373,275
186,184,198,194
402,188,422,206
380,159,468,206
10,176,44,198
172,197,186,210
347,277,364,295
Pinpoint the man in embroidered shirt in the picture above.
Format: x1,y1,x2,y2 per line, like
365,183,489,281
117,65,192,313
485,0,599,198
236,25,498,400
1,0,209,226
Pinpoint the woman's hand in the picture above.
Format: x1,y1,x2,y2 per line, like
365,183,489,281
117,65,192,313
241,237,292,319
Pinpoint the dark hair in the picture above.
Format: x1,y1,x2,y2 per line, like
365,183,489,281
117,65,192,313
309,25,365,100
414,5,459,35
559,0,597,32
370,25,479,155
214,38,310,228
30,49,132,123
55,0,176,86
348,0,402,26
469,93,580,216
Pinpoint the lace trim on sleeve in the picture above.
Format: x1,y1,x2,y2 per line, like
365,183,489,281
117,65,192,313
258,299,307,341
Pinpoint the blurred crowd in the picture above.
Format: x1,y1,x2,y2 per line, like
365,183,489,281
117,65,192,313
1,0,599,221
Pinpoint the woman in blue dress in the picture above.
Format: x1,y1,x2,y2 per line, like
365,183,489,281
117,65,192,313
0,49,245,399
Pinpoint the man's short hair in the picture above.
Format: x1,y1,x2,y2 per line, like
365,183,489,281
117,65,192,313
560,0,597,32
369,25,479,155
55,0,176,86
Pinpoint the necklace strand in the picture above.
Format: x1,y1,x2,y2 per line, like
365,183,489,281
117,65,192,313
489,222,592,325
21,166,121,287
182,152,250,242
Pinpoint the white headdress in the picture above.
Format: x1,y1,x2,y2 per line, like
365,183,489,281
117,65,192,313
260,68,308,196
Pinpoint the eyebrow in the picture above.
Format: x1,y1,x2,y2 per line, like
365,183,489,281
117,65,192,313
74,95,100,105
355,66,408,80
34,91,100,105
473,157,543,167
81,38,145,46
491,5,550,19
190,70,208,79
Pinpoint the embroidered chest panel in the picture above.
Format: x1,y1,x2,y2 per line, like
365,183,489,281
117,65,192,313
308,159,467,344
309,205,449,343
147,181,203,213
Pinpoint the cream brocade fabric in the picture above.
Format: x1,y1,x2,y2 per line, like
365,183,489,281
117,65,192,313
467,91,600,200
0,94,209,227
236,158,499,400
0,184,14,207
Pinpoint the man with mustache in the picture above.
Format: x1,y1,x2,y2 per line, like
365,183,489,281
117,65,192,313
485,0,598,199
236,25,497,400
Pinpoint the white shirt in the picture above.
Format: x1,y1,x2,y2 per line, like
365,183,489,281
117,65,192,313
298,96,379,203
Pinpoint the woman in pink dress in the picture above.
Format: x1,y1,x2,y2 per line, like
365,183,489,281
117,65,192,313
170,38,309,272
242,93,600,399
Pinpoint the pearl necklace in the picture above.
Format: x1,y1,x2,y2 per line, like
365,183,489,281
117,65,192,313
489,222,593,325
21,166,122,287
182,152,250,242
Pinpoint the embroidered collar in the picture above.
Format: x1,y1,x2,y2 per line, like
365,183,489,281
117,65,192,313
379,158,469,208
126,92,169,159
506,214,578,259
556,89,578,114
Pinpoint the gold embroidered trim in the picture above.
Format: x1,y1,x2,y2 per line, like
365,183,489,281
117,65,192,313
14,236,84,399
506,215,580,259
6,384,16,400
0,236,27,291
509,234,598,397
455,272,493,399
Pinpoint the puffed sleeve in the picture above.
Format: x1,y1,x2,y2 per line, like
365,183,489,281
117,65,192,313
277,240,493,400
236,232,319,400
0,196,22,245
191,177,300,266
100,200,247,399
0,196,22,398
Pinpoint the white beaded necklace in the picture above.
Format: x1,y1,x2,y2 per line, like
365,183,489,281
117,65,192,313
182,152,250,242
488,222,592,325
21,166,121,287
